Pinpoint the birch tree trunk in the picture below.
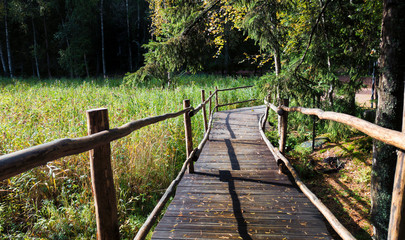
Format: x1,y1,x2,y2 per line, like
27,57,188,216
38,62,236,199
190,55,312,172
84,54,90,78
32,17,40,79
137,0,142,68
4,0,13,78
0,39,8,75
43,16,52,78
273,48,281,76
126,0,133,72
371,1,405,239
100,0,106,78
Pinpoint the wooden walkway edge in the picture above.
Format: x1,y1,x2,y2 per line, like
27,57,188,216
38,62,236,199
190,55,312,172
152,106,333,239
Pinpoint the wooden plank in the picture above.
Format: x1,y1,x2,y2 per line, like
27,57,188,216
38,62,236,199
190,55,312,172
151,106,332,240
156,215,326,225
152,231,332,240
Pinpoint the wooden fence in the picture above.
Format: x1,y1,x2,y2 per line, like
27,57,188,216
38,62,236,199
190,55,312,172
262,96,405,240
0,86,256,240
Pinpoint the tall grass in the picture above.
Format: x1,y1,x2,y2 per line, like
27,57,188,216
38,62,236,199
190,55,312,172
0,75,258,239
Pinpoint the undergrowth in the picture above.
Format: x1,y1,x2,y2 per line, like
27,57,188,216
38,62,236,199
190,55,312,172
0,75,259,239
263,94,373,239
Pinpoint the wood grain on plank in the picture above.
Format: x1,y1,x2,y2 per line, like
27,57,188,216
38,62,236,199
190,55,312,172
151,106,332,240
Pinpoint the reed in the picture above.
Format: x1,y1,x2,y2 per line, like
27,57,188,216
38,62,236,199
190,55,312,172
0,75,258,238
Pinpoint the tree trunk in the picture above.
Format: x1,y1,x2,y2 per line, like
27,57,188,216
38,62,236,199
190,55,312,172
4,0,13,78
32,17,40,79
0,39,8,75
224,20,230,75
126,0,133,72
66,39,73,78
84,54,90,78
319,0,334,108
96,52,100,76
138,0,144,68
43,16,52,78
61,19,73,78
100,0,106,78
274,48,281,76
371,1,405,239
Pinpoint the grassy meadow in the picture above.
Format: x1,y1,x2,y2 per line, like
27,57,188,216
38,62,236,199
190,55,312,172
0,75,259,239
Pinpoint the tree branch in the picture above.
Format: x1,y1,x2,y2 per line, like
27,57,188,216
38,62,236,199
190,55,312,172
294,0,332,74
181,0,222,37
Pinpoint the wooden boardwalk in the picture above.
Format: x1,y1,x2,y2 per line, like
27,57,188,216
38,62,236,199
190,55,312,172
152,106,332,239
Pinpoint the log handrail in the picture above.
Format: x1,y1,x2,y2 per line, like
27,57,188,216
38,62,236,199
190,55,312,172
264,97,405,240
265,99,405,151
133,106,217,240
134,149,196,240
189,90,216,117
0,107,192,181
190,86,254,116
216,99,258,108
258,114,356,240
0,85,256,240
216,85,253,92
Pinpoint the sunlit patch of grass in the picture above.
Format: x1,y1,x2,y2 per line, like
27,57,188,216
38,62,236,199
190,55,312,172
0,75,258,238
286,135,373,239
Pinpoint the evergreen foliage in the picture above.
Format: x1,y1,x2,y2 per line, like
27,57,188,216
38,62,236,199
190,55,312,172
0,0,150,78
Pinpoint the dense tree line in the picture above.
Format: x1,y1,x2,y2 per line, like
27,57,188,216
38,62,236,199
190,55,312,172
126,0,381,100
0,0,150,78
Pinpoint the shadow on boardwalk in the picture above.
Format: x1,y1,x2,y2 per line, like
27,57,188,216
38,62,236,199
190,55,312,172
152,106,333,239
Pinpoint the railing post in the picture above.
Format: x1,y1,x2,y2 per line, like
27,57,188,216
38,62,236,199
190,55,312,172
209,90,212,116
215,86,219,111
278,99,289,155
183,99,194,173
201,89,208,132
388,82,405,240
312,96,317,152
262,95,271,130
262,105,269,130
86,108,119,240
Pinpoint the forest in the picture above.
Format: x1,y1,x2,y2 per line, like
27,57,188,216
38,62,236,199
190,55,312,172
0,0,381,84
2,0,405,240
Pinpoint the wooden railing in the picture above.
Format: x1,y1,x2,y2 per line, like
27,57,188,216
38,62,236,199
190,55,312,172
0,85,256,240
134,86,257,240
262,97,405,240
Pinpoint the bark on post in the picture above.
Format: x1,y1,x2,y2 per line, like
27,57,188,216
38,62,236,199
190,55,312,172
201,90,208,132
312,95,318,152
262,94,271,130
277,99,282,137
388,81,405,240
86,108,119,240
278,99,289,155
183,100,194,173
262,105,269,130
215,86,219,111
209,90,212,115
